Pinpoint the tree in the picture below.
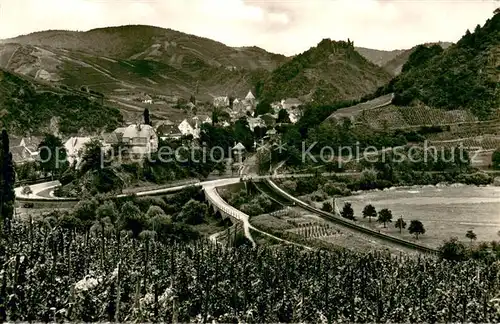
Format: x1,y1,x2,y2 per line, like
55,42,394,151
322,201,333,213
22,186,33,197
362,204,377,223
73,198,99,233
492,149,500,170
143,108,151,126
466,230,477,244
234,118,254,152
438,237,469,261
395,216,407,234
255,100,272,116
176,199,207,225
38,134,67,178
340,202,355,220
377,208,392,228
80,138,105,174
120,201,146,239
0,130,15,234
146,205,167,219
408,220,425,239
277,109,291,123
189,95,196,105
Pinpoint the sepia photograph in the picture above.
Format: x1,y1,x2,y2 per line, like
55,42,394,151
0,0,499,322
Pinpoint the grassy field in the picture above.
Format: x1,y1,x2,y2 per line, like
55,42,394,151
335,185,500,248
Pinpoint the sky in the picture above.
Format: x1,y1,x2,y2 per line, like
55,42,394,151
0,0,498,56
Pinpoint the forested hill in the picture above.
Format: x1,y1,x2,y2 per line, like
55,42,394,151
0,68,123,135
388,11,500,119
256,39,392,105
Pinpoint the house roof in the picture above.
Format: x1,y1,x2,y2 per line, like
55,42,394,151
102,132,119,144
114,127,127,134
9,136,23,147
22,136,43,152
267,129,277,135
195,114,212,123
11,146,33,164
157,124,181,136
122,124,155,139
245,90,255,100
232,142,246,151
283,98,302,106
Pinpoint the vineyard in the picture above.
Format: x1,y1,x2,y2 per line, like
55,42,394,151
287,223,342,239
357,104,478,129
429,135,500,150
1,219,500,322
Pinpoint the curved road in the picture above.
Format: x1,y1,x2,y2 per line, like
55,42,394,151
15,177,311,249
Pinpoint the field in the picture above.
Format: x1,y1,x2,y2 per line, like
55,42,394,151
2,218,500,322
336,185,500,248
250,207,417,255
356,104,479,129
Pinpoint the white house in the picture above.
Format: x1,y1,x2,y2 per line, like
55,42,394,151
178,119,200,138
11,146,34,165
289,111,300,124
281,98,303,110
194,115,212,125
121,124,158,155
142,94,153,104
213,96,230,108
64,137,93,167
247,117,265,131
245,90,255,101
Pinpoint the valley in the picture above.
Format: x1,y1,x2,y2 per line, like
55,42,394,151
0,7,500,324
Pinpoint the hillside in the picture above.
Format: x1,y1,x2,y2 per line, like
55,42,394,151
355,47,406,67
382,42,453,75
390,12,500,119
257,39,392,104
0,67,122,135
0,25,288,101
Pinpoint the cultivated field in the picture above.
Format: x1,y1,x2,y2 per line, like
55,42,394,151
250,207,417,255
336,185,500,248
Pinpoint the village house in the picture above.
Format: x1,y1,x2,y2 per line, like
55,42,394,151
120,124,158,155
232,142,246,164
100,132,119,152
142,94,153,104
247,117,266,132
213,96,230,108
289,110,301,124
156,120,182,140
281,98,303,111
113,127,127,143
178,119,199,139
194,114,212,125
9,135,43,164
11,146,34,165
244,90,255,104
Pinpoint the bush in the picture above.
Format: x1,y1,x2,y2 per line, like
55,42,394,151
322,202,333,212
457,172,493,186
322,181,351,196
280,180,297,193
438,237,469,261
